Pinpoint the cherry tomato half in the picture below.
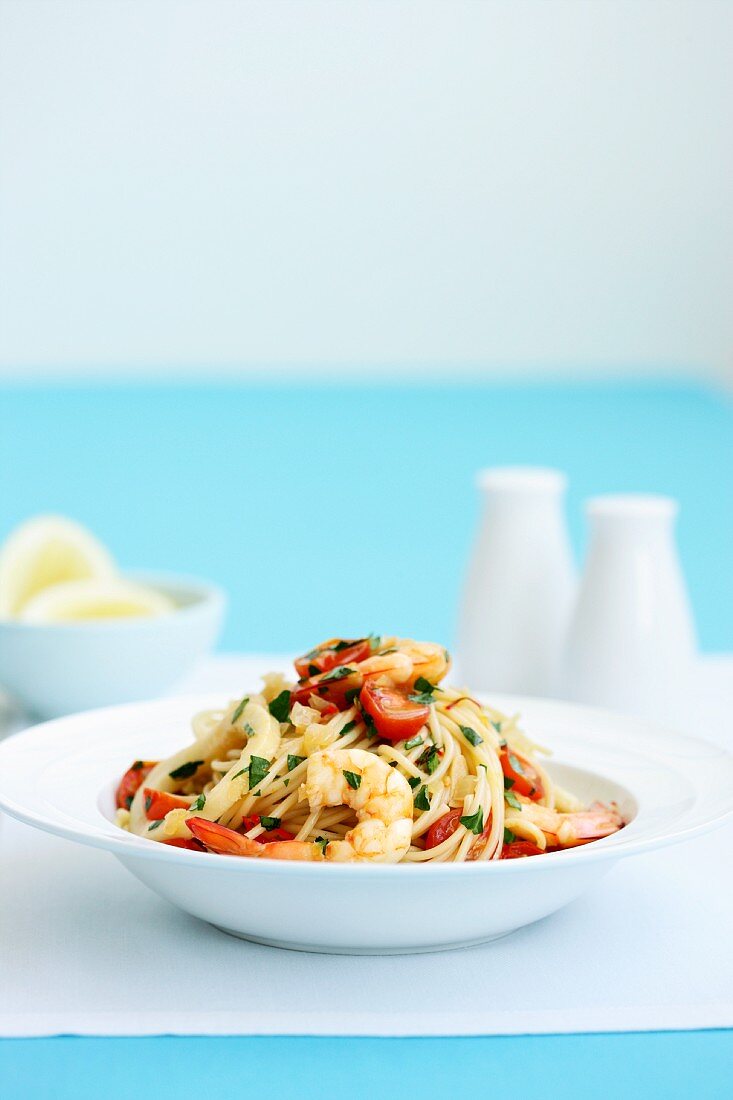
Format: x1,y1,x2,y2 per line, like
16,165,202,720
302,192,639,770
424,809,463,850
143,788,191,820
359,680,430,744
116,760,157,810
499,748,544,800
294,639,372,680
501,840,544,859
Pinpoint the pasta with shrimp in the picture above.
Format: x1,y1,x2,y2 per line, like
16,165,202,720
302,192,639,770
115,635,624,862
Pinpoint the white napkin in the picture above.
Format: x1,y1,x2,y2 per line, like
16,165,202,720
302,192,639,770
1,655,732,1038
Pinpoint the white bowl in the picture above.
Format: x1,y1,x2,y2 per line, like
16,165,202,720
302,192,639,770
0,574,225,718
0,692,731,954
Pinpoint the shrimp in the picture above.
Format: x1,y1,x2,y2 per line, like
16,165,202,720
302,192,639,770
304,748,413,862
293,638,450,705
187,748,414,864
187,818,325,861
516,800,624,848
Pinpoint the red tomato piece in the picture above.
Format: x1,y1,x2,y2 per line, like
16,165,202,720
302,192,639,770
359,680,429,743
424,808,463,850
294,639,372,680
163,838,205,851
143,788,191,820
499,748,544,801
501,840,545,859
116,760,157,809
241,814,295,843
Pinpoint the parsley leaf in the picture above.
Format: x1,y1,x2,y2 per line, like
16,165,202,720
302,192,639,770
315,836,328,855
169,759,204,781
339,719,357,736
403,735,424,751
147,819,164,831
144,794,152,813
504,789,522,811
231,696,249,724
191,793,206,812
508,753,525,776
416,744,440,775
460,808,485,835
407,776,421,790
503,827,516,845
503,776,515,790
248,755,270,790
414,785,430,811
460,725,483,747
320,665,354,684
131,760,144,771
243,722,256,738
491,719,503,734
343,770,361,790
268,690,292,723
408,676,440,705
287,754,306,772
260,816,281,831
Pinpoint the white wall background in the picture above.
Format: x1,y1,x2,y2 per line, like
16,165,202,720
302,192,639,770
0,0,731,381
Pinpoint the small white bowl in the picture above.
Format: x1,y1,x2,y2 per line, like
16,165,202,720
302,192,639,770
0,692,730,953
0,572,225,718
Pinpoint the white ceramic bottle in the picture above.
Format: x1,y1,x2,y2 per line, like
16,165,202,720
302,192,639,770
457,467,576,695
560,494,697,725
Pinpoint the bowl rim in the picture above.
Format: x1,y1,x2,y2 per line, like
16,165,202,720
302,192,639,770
0,691,731,877
0,570,226,632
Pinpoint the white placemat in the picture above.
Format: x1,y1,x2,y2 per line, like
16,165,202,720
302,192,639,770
1,655,732,1038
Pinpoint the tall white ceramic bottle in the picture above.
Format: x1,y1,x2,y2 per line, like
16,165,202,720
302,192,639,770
560,494,697,725
457,467,576,695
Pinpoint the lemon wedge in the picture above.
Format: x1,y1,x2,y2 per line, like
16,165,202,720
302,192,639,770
19,578,175,623
0,515,117,618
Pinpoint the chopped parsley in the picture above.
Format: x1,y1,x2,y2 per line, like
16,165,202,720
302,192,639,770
260,816,281,831
169,759,204,781
344,687,360,705
124,795,133,810
403,735,424,751
232,768,247,780
407,776,421,790
248,755,271,790
362,709,379,739
243,722,256,738
287,754,306,772
460,808,485,835
503,827,516,845
504,788,522,811
504,776,515,790
320,665,354,684
416,744,440,775
508,752,525,776
147,819,164,831
366,633,381,651
131,760,145,771
459,725,483,747
413,785,430,811
315,836,329,855
409,676,439,705
231,696,249,724
144,794,153,813
191,793,206,812
343,770,361,790
308,663,319,676
491,719,503,734
340,719,357,736
268,690,292,723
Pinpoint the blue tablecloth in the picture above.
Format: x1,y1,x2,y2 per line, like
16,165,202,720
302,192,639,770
1,378,731,1098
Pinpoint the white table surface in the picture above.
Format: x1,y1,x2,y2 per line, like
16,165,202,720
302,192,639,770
1,654,731,1038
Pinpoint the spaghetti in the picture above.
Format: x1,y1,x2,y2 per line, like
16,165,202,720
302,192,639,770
115,635,624,862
